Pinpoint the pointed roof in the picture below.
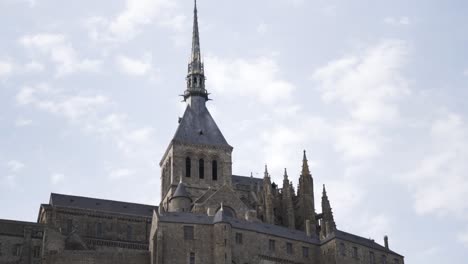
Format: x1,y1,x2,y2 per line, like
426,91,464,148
301,150,311,175
172,105,230,148
172,181,191,200
191,0,201,64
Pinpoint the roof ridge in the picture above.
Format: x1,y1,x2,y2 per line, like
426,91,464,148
50,193,157,207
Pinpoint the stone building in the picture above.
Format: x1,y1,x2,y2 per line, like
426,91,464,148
0,1,404,264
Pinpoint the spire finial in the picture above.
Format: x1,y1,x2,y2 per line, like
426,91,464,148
284,168,288,179
301,150,311,175
220,202,224,211
323,184,327,196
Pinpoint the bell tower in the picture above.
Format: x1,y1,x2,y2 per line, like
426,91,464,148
159,0,233,207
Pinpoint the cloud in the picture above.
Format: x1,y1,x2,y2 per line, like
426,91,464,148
463,69,468,76
24,61,45,72
259,117,329,174
458,229,468,248
312,40,409,160
85,0,183,42
206,56,296,105
384,17,411,26
257,23,268,34
15,118,33,127
16,84,110,122
50,173,65,185
125,127,154,144
0,61,14,78
108,169,135,180
7,160,25,172
401,112,468,217
115,54,157,78
313,40,409,124
19,33,101,76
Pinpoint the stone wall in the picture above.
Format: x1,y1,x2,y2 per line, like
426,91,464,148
39,206,151,251
44,251,149,264
0,219,44,264
332,238,404,264
152,220,321,264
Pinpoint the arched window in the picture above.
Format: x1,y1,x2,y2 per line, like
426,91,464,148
212,160,218,181
199,159,204,179
185,157,191,178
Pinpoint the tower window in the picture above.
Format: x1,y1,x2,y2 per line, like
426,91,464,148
189,252,195,264
96,223,103,238
212,160,218,181
339,242,346,256
235,233,243,244
184,226,194,240
199,159,204,179
13,244,22,256
33,246,41,258
381,255,387,264
302,246,309,258
126,225,132,241
286,242,293,255
66,219,73,234
269,239,275,251
185,157,191,178
352,247,358,259
370,251,375,264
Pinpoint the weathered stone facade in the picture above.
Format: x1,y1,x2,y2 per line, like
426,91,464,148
0,1,404,264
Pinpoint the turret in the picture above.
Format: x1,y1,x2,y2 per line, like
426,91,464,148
320,184,336,239
168,180,192,212
296,150,317,234
263,165,274,224
282,168,295,229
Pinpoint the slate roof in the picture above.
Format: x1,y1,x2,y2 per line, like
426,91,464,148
172,182,190,200
49,193,158,217
158,212,320,244
232,175,263,186
324,230,403,257
173,105,230,148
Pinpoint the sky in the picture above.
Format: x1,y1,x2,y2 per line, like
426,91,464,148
1,0,467,263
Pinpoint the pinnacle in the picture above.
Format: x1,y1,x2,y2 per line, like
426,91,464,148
301,150,311,176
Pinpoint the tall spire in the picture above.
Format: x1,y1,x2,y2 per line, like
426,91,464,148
302,150,311,176
191,0,201,63
321,184,336,239
185,0,208,102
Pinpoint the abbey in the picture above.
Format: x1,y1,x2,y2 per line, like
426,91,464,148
0,2,404,264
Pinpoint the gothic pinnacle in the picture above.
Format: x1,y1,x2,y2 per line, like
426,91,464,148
264,164,269,178
302,150,311,176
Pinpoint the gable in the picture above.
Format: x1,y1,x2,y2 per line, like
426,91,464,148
194,185,251,218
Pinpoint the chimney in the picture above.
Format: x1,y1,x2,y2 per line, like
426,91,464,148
384,235,389,249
